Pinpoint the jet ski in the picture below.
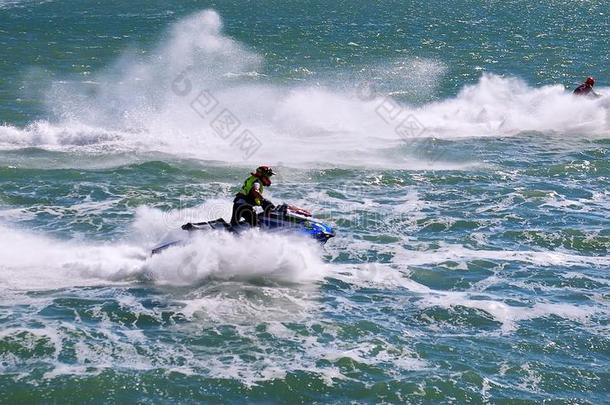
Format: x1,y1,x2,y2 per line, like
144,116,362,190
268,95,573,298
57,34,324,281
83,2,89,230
151,204,335,255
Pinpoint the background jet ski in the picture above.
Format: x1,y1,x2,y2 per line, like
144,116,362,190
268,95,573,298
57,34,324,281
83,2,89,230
151,204,335,255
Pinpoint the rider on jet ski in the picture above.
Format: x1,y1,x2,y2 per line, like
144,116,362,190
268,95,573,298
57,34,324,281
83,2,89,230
152,166,334,254
573,77,601,98
230,166,276,226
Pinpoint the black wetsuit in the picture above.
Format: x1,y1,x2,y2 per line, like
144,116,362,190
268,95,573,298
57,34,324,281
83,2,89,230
573,83,595,96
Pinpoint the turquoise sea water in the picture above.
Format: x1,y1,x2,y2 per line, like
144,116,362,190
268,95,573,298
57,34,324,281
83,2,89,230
1,1,609,403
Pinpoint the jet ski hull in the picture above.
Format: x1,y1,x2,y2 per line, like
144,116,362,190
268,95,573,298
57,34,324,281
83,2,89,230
151,205,334,255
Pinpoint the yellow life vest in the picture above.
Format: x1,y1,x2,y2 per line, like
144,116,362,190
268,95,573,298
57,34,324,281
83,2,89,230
238,175,264,205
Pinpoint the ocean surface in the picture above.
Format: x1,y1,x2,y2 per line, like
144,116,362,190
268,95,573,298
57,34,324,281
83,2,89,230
1,1,609,403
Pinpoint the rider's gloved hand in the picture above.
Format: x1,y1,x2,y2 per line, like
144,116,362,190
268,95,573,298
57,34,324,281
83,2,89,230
262,201,276,216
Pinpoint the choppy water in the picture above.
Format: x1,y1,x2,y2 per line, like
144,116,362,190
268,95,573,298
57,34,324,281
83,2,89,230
1,1,609,403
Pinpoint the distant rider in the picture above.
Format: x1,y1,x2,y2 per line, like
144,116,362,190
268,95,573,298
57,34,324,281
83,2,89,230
230,166,276,226
573,77,600,98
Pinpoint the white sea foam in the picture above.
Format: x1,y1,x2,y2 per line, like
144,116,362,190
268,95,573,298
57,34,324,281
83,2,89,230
0,9,607,168
0,201,327,290
417,293,601,333
0,0,50,9
390,243,610,268
146,230,327,286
